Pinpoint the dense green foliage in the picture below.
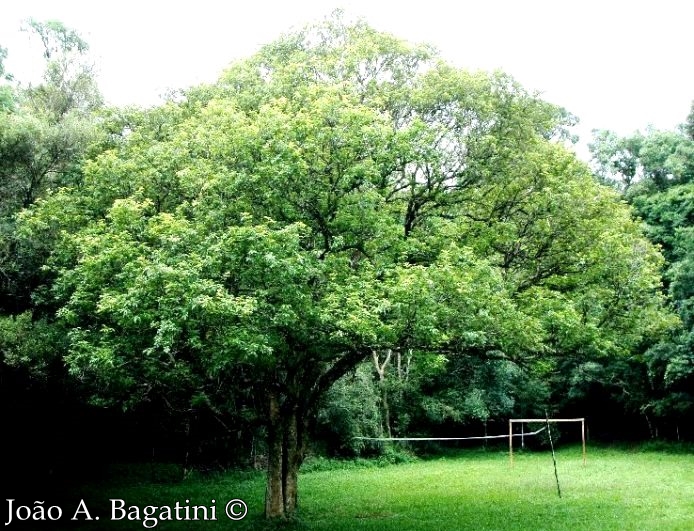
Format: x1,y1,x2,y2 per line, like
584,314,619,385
1,13,689,521
590,117,694,438
0,19,101,314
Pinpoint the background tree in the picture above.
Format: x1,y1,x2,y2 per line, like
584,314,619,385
685,101,694,141
0,45,13,111
0,19,102,313
590,110,694,438
0,20,105,494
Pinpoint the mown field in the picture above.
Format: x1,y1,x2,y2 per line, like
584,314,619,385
27,446,694,530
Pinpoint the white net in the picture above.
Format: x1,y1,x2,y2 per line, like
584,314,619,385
354,426,547,442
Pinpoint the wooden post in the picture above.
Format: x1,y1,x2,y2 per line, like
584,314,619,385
546,414,562,498
581,418,586,466
521,422,525,449
509,418,586,467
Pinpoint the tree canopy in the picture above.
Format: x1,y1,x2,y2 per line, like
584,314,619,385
6,14,676,519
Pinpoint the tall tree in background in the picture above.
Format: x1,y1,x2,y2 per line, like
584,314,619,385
19,14,672,519
0,45,13,111
0,19,101,314
20,18,102,120
0,20,106,497
685,101,694,141
0,20,105,494
591,110,694,436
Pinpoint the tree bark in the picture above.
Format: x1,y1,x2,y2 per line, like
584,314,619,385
265,390,284,518
263,348,371,519
372,349,393,438
265,391,307,519
282,409,301,515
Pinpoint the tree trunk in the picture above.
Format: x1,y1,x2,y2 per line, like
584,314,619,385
282,409,300,515
372,350,393,438
265,392,307,519
262,348,371,520
380,383,392,438
265,391,284,518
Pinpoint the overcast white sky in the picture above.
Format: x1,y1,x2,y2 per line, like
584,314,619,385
2,1,693,159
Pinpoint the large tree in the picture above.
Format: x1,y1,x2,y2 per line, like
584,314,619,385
22,15,670,518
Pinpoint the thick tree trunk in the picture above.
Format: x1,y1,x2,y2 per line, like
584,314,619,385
263,348,370,520
282,410,300,515
265,393,306,519
265,391,284,518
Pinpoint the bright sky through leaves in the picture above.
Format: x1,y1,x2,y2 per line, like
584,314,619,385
2,0,693,159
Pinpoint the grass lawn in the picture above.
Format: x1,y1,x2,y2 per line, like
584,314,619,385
42,446,693,530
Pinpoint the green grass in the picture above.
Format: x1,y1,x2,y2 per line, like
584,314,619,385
50,446,693,530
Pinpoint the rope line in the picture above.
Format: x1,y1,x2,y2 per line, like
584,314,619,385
355,426,546,441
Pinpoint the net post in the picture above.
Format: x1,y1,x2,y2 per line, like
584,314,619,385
545,413,562,498
509,419,513,467
521,422,525,449
581,418,586,466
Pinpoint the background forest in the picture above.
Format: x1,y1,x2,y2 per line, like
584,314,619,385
1,14,693,519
